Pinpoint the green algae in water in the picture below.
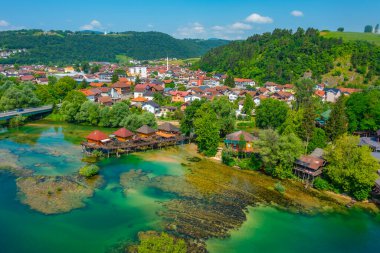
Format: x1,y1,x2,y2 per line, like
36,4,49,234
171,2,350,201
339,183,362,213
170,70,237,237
207,206,380,253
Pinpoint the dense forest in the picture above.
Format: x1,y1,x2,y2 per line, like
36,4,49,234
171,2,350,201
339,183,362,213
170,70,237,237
197,28,380,84
0,30,229,64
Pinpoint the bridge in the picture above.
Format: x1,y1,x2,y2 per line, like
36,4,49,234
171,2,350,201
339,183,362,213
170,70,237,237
0,105,54,121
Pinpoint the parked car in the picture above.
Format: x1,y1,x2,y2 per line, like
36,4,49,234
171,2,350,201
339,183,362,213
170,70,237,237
16,108,24,112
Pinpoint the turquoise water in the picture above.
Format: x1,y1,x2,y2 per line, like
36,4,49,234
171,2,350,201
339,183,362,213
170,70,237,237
1,122,380,253
207,206,380,253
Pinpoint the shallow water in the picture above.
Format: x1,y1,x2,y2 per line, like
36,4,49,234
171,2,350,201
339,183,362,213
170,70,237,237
207,206,380,253
0,121,380,253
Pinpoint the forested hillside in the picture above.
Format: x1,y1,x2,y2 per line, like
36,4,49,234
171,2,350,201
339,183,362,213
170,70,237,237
0,30,229,64
197,28,380,85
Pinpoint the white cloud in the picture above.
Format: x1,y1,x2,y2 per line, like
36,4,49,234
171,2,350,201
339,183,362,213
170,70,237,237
0,20,10,27
291,10,304,17
245,13,273,24
176,22,206,38
147,24,154,28
211,25,224,31
80,20,102,30
230,22,252,31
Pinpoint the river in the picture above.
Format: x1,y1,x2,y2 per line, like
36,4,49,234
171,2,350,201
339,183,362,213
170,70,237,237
0,121,379,253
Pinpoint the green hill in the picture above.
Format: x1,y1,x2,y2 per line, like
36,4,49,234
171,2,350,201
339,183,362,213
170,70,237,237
197,28,380,86
0,30,230,65
321,31,380,46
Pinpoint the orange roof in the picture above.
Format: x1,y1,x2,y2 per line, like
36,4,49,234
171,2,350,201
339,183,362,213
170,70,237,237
338,87,362,94
156,132,175,138
315,90,325,98
90,82,105,87
234,78,253,82
80,89,96,96
113,128,133,138
86,130,108,141
131,97,148,102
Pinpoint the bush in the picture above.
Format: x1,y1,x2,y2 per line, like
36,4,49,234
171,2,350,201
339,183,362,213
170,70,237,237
313,177,330,190
9,115,26,127
274,182,286,194
79,164,100,178
221,147,236,166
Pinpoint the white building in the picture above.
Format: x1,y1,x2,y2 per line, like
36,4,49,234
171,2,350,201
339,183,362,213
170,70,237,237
128,67,147,78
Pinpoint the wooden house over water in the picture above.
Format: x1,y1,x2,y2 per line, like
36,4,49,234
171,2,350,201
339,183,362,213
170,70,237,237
294,148,326,182
157,122,180,138
224,130,255,153
136,125,156,138
113,128,134,142
86,130,110,146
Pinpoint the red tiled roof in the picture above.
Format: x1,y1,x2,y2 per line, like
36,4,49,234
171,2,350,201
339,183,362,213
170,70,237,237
315,90,325,98
86,130,108,141
113,128,133,138
298,155,325,170
111,81,131,88
98,96,113,103
226,130,255,142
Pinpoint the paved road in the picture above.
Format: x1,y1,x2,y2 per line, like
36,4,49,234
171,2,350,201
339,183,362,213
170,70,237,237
0,105,53,120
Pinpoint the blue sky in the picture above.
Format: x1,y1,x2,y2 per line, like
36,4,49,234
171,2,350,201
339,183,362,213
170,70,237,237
0,0,379,39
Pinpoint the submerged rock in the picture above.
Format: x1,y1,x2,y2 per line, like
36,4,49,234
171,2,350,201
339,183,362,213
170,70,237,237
16,175,102,214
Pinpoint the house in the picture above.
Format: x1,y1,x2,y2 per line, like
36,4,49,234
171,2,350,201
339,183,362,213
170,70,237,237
128,66,147,78
142,101,161,115
110,81,132,98
170,91,190,102
86,130,110,146
293,148,326,182
157,122,180,138
228,93,239,101
131,96,148,106
324,88,341,103
224,130,256,153
136,125,156,138
264,82,278,93
113,128,133,142
90,82,107,88
80,89,101,102
161,106,177,117
98,96,113,106
234,78,255,88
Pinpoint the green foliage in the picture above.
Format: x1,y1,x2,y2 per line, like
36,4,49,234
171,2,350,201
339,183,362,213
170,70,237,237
307,128,327,153
364,25,373,33
79,164,100,178
257,129,303,179
194,103,220,156
180,99,206,135
313,177,331,191
199,28,380,84
0,30,229,64
242,93,254,115
0,81,41,111
221,147,236,166
274,182,286,194
324,135,380,200
325,96,348,141
224,75,235,88
345,89,380,132
337,27,344,32
210,96,236,137
9,115,27,128
256,98,289,129
135,232,187,253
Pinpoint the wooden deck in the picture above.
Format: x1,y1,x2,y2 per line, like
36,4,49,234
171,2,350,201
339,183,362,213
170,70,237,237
81,135,191,157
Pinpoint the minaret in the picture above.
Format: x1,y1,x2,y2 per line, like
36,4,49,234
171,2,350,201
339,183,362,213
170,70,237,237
166,56,169,71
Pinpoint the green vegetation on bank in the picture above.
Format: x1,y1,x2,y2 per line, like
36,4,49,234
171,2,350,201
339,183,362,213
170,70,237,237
197,28,380,85
79,165,100,178
0,30,229,64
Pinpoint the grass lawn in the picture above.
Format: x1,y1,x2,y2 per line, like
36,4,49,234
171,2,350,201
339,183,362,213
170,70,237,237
321,31,380,46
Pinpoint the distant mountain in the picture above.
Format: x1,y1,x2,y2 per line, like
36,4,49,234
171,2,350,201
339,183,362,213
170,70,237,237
0,29,230,65
197,28,380,86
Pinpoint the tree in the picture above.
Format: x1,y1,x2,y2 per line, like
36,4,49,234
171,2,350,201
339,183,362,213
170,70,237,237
325,96,347,141
294,78,315,110
135,75,141,84
337,27,344,32
60,91,87,122
111,73,119,83
77,79,88,89
135,232,187,253
108,101,130,127
307,128,327,153
211,96,236,137
375,24,379,34
180,99,206,135
278,109,303,136
364,25,373,33
257,129,303,178
242,93,254,115
75,101,100,125
324,135,379,200
346,89,380,132
256,99,289,129
300,101,316,153
194,103,220,156
224,75,235,88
